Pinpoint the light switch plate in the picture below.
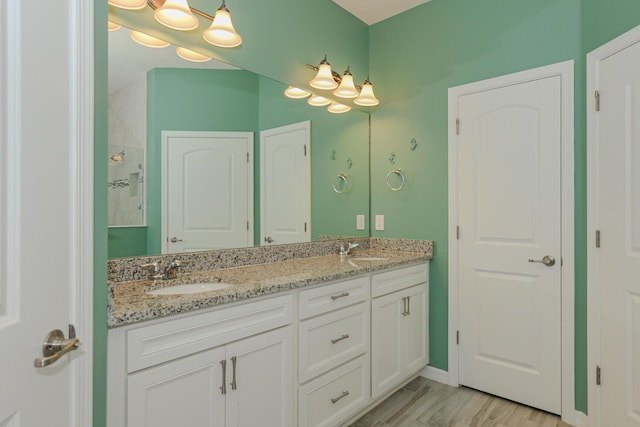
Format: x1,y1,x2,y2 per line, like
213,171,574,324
375,215,384,231
356,214,365,230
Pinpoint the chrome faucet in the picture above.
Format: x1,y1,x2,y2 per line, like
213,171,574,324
140,259,189,280
339,242,359,256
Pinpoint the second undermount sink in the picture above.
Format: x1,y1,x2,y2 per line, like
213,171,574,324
146,282,235,296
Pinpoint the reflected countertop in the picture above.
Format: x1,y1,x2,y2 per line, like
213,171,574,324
108,250,431,328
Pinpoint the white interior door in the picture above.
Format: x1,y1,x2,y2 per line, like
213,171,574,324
260,121,310,246
0,0,93,425
589,31,640,427
456,75,563,414
163,131,253,253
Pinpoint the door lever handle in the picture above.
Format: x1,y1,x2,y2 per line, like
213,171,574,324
34,327,81,368
528,255,556,267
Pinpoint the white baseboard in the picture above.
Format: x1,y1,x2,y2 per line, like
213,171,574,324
570,411,588,427
418,366,449,385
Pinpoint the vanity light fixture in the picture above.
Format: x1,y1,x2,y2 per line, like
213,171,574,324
154,0,199,31
333,67,359,99
284,86,311,99
176,46,211,62
202,0,243,48
108,21,122,31
354,77,380,106
109,150,125,164
130,30,170,48
327,102,351,114
309,55,339,90
108,0,146,10
307,94,331,107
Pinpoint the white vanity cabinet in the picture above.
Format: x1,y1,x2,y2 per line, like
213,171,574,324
371,264,429,399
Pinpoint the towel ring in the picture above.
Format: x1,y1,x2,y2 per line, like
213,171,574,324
332,173,351,194
386,169,405,191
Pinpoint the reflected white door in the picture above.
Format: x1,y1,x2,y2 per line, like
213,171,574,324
0,0,92,425
457,75,562,414
260,121,310,245
163,131,253,253
591,36,640,427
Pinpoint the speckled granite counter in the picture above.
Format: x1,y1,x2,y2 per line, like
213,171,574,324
108,250,431,328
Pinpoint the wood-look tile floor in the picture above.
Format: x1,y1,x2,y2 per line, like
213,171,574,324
349,377,573,427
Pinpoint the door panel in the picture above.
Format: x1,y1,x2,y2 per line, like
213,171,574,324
597,39,640,426
457,76,562,414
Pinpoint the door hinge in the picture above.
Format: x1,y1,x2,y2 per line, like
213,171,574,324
247,221,249,231
456,330,460,345
595,90,600,112
596,229,601,248
596,365,601,385
456,226,460,240
456,118,460,135
246,152,249,163
304,144,307,156
304,222,307,232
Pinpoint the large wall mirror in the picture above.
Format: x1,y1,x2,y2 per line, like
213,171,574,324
107,24,370,258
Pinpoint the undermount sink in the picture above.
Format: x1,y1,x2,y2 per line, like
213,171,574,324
351,256,388,261
146,282,235,296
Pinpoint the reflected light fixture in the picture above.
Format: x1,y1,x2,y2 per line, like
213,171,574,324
284,86,311,99
154,0,199,31
354,77,380,106
309,55,338,90
176,46,211,62
202,0,243,48
333,67,359,99
108,0,146,10
307,95,331,107
109,150,125,164
108,21,122,31
130,30,171,48
327,102,351,114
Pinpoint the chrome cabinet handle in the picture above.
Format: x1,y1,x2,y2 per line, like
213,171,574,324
264,236,274,243
230,356,237,390
330,292,349,301
401,297,408,316
406,296,411,316
528,255,556,267
330,390,350,404
170,237,183,243
331,334,350,344
220,360,227,395
34,326,81,368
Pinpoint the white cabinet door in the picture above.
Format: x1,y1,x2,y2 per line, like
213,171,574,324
127,347,227,427
225,326,294,427
371,283,429,399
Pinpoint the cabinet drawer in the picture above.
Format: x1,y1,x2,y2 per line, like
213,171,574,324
126,294,293,372
371,263,428,298
298,354,370,427
298,302,369,383
298,276,369,319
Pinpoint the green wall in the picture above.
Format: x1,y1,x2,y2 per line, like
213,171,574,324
107,226,147,258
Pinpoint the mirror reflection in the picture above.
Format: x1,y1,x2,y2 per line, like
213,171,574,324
107,27,370,258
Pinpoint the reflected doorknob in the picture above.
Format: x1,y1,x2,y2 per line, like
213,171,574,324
34,325,81,368
528,255,556,266
170,237,183,243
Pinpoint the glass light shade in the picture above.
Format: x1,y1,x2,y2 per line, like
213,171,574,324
307,95,331,107
309,57,338,90
333,69,359,99
176,47,211,62
130,31,171,48
154,0,199,31
327,102,351,114
202,4,243,48
108,0,146,10
354,80,380,106
108,21,122,31
284,86,311,99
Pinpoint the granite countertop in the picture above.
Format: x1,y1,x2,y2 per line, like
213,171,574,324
108,251,431,328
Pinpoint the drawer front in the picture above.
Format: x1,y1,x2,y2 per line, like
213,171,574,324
298,302,369,383
298,355,370,427
298,276,369,319
371,263,428,298
126,294,293,373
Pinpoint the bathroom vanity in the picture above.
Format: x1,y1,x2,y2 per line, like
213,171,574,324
107,240,431,427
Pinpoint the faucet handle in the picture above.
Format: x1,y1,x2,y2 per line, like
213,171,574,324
140,262,163,280
339,245,346,256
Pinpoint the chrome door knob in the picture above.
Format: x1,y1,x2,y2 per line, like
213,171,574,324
170,237,183,243
528,255,556,266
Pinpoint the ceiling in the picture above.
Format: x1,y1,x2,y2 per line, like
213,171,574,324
332,0,431,25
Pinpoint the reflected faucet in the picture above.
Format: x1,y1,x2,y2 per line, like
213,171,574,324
140,259,190,280
339,242,360,256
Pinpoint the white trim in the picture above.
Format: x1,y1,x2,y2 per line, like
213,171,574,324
418,366,449,385
586,24,640,427
68,1,94,425
161,130,254,253
447,60,576,424
574,411,589,427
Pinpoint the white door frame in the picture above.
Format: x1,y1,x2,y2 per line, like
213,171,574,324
447,61,575,424
586,24,640,427
161,130,254,253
